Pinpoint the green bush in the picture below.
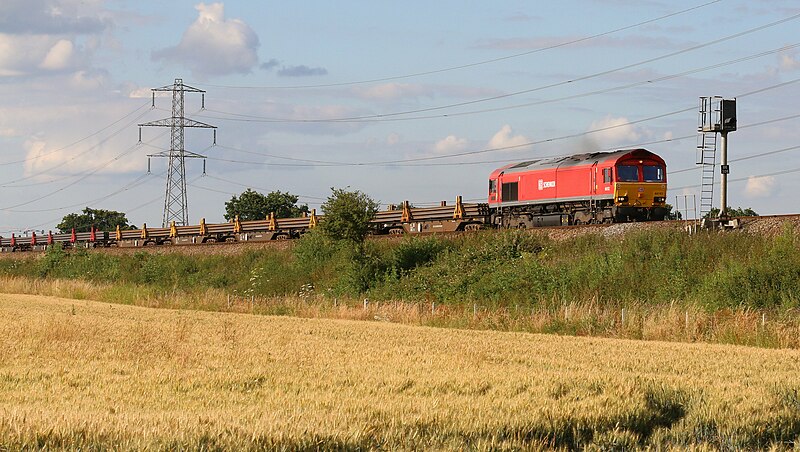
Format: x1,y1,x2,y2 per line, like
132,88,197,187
1,224,799,313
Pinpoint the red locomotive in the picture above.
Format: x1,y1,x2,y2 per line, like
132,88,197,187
488,148,668,227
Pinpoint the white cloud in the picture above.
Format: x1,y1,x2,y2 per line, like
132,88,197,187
588,116,642,146
743,175,777,199
39,39,74,70
152,2,260,77
434,135,469,154
352,83,501,102
23,136,142,177
780,53,800,72
488,125,531,150
0,33,82,76
356,83,431,101
386,133,401,146
68,69,108,90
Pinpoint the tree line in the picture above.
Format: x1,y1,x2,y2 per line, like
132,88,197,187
54,188,376,239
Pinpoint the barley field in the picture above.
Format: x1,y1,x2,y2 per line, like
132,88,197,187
2,294,800,450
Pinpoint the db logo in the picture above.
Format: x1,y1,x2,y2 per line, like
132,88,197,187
638,187,645,192
538,179,556,190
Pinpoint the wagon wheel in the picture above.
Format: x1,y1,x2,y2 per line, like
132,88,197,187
275,233,291,240
463,223,482,232
389,228,405,235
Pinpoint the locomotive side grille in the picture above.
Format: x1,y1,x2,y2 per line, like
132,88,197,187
501,182,519,202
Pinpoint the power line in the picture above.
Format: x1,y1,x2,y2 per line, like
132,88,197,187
206,109,800,170
331,77,800,164
197,18,800,124
0,102,150,167
7,172,162,214
671,144,800,176
670,164,800,192
0,130,171,212
195,173,327,201
0,108,154,187
197,0,723,90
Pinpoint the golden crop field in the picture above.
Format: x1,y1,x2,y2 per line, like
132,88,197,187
1,294,800,450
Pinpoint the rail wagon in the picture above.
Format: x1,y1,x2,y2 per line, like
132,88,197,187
488,149,668,227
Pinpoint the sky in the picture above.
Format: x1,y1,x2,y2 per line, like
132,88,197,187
1,0,799,233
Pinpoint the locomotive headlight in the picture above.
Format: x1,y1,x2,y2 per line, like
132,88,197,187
617,196,628,202
653,197,666,203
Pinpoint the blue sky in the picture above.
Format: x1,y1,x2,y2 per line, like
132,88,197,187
1,0,799,233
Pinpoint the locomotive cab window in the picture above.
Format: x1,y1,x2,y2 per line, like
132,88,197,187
603,168,612,183
489,179,497,194
617,165,639,182
643,165,664,182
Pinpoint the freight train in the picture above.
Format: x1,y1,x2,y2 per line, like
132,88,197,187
0,148,667,252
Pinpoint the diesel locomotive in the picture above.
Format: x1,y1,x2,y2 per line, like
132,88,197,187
488,148,668,227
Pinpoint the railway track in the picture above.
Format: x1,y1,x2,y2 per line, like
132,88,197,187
3,213,798,258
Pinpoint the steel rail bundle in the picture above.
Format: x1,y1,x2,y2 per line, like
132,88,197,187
0,196,487,252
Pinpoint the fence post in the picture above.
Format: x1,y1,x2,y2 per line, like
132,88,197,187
685,311,689,333
621,308,626,326
473,303,477,319
363,298,368,310
431,302,435,314
250,295,254,313
762,313,766,329
227,294,231,309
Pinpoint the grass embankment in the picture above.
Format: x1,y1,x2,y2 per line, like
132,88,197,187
2,295,800,450
0,226,799,346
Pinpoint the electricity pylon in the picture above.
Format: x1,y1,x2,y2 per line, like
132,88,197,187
139,78,216,227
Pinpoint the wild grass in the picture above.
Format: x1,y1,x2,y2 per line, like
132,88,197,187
1,276,799,349
1,294,799,450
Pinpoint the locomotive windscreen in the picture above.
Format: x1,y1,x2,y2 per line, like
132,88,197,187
643,165,664,182
617,165,639,182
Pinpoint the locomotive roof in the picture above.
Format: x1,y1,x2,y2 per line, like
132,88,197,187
493,148,662,175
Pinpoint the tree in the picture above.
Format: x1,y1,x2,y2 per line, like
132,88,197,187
224,189,309,221
320,187,379,244
704,206,758,219
57,207,134,233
